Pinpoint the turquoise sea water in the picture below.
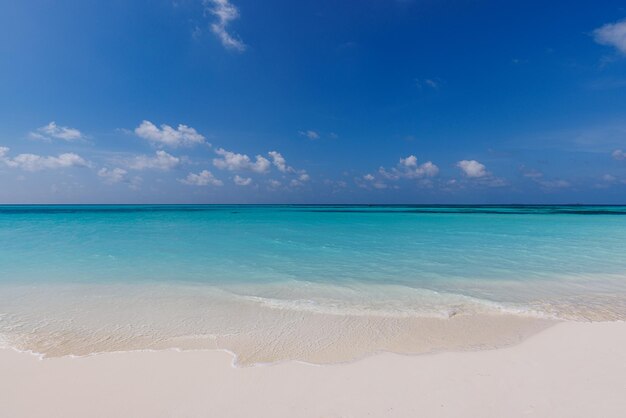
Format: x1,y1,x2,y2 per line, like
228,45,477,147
1,205,625,361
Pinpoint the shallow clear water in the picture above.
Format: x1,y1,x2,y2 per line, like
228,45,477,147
0,205,625,362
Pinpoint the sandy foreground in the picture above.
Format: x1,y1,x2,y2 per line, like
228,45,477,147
1,321,625,418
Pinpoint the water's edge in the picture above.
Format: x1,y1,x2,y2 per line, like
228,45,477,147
1,316,560,368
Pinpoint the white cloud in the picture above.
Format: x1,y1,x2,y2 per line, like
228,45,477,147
134,120,205,147
360,155,438,191
98,167,127,184
379,155,439,180
401,156,439,177
612,149,626,160
98,167,142,189
267,150,310,182
360,173,387,189
456,160,488,178
213,148,270,173
287,172,311,188
454,160,507,187
400,155,418,167
593,19,626,55
0,147,89,171
204,0,246,52
299,130,320,140
234,175,252,186
29,121,84,142
268,151,290,172
180,170,223,186
212,148,308,185
128,150,180,170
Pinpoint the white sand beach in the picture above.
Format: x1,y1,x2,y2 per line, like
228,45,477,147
1,321,625,418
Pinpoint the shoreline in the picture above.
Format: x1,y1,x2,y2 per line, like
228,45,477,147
0,310,556,366
1,318,561,368
0,281,578,365
1,321,625,417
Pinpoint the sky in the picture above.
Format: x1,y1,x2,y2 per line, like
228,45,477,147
1,0,626,204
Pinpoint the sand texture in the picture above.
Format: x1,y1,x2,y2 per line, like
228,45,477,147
1,321,625,417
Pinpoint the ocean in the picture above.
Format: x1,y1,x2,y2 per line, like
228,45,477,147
1,205,625,364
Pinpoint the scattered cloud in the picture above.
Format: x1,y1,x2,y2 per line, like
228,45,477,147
520,166,570,190
203,0,246,52
213,148,271,173
179,170,223,186
596,174,619,188
379,155,439,180
268,179,282,189
288,172,311,188
127,150,181,170
299,130,320,140
612,149,626,160
268,151,290,172
455,159,507,187
593,19,626,55
98,167,127,184
29,122,84,142
360,173,387,189
98,167,142,189
211,148,309,187
267,150,310,183
287,179,301,187
456,160,488,178
357,155,438,191
0,147,89,171
598,174,626,187
234,175,252,186
134,120,205,147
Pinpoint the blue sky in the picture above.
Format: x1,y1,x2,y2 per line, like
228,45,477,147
1,0,626,203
